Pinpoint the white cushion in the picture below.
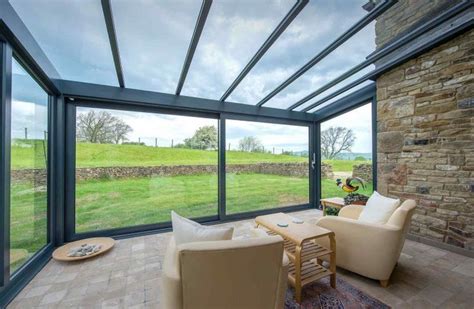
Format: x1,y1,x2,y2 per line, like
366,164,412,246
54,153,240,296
249,228,270,238
358,191,400,224
171,211,234,245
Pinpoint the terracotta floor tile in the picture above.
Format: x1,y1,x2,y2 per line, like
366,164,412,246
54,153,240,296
6,209,473,308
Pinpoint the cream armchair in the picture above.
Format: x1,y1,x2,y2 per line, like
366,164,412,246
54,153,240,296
162,235,289,309
315,200,416,287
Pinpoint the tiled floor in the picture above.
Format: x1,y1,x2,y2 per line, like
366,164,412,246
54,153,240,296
8,209,474,308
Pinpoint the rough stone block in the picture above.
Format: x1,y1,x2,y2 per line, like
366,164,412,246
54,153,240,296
378,131,404,153
458,97,473,109
436,165,459,171
416,186,430,194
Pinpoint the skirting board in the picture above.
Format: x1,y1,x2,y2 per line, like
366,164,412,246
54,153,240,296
407,233,474,258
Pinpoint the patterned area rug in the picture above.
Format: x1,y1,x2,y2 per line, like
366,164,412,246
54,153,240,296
285,277,390,309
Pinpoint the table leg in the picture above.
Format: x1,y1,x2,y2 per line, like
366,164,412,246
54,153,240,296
295,245,302,303
322,203,326,216
329,235,336,288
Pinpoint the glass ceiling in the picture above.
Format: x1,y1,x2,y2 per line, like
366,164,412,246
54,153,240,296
8,0,385,114
180,0,294,100
10,0,117,86
260,21,376,109
227,0,371,106
111,0,201,93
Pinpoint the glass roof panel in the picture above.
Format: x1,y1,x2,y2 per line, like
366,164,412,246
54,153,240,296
111,0,201,93
293,66,374,112
180,0,295,100
304,80,374,113
228,0,373,105
263,21,376,109
10,0,117,86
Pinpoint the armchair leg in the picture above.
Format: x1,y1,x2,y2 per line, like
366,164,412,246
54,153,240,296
380,280,389,288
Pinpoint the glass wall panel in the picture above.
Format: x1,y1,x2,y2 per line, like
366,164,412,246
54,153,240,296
320,104,373,209
229,0,373,105
75,108,218,232
10,59,49,273
226,120,309,214
112,0,202,93
10,0,117,86
181,0,294,100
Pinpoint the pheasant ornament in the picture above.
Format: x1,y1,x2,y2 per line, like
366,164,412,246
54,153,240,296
336,177,366,193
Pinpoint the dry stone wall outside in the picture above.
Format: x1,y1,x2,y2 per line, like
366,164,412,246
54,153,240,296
352,164,373,182
12,162,334,183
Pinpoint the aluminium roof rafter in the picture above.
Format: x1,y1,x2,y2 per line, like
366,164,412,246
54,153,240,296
176,0,213,95
101,0,124,88
300,1,474,113
255,0,397,108
289,0,472,112
219,0,309,102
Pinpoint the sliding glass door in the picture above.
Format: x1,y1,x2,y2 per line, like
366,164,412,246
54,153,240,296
9,58,49,274
319,103,374,201
226,119,310,214
74,107,219,233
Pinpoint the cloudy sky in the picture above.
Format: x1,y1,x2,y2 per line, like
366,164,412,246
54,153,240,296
10,0,376,153
12,59,49,140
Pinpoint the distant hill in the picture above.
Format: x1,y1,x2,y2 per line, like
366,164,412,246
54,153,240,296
333,152,372,160
12,141,307,169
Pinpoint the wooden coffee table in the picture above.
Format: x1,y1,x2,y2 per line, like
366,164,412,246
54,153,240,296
255,213,336,303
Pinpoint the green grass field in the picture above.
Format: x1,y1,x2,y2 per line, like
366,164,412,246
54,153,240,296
75,173,308,232
10,140,372,270
12,141,307,169
12,141,370,171
323,159,370,172
10,182,47,273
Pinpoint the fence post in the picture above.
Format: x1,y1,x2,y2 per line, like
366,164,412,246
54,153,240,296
171,139,174,148
155,138,157,147
24,127,27,139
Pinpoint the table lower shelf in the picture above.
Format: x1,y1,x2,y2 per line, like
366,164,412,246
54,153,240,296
288,260,333,287
265,230,333,264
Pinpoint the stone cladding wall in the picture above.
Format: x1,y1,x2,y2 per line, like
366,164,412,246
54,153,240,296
376,28,474,250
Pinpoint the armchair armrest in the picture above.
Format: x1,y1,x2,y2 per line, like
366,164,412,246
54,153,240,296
162,237,182,309
338,204,364,219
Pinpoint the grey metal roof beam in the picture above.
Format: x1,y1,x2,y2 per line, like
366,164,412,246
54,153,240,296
287,0,471,111
176,0,213,95
0,1,61,94
219,0,308,102
101,0,125,88
301,12,474,113
256,0,397,107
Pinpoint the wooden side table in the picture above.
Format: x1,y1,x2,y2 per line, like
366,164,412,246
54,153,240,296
320,197,345,216
255,213,336,304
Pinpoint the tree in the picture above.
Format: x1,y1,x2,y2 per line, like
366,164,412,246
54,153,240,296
321,126,356,159
238,136,264,152
184,126,217,150
110,119,132,144
77,110,132,144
